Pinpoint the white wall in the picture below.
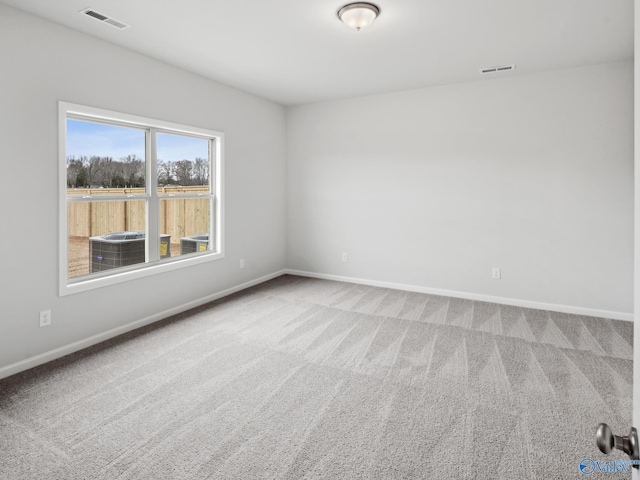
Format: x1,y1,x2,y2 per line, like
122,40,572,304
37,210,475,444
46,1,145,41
0,5,287,373
287,62,634,317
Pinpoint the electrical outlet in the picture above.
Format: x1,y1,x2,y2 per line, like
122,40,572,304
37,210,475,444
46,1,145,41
39,310,51,327
492,268,501,279
239,258,245,269
341,253,348,262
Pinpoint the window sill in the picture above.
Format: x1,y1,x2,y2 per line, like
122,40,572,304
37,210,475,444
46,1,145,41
60,251,224,296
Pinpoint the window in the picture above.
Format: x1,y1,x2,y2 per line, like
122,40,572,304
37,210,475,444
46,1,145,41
59,102,224,296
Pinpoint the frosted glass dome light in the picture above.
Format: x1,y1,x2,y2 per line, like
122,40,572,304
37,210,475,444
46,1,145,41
338,3,380,31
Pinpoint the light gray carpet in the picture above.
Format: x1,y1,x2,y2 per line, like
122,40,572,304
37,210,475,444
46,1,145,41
0,275,633,479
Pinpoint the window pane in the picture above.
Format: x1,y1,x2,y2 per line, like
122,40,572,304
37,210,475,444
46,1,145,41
68,200,147,279
160,198,210,257
157,132,210,191
66,119,146,192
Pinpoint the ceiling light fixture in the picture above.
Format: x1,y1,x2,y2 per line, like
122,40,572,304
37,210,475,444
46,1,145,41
337,3,380,31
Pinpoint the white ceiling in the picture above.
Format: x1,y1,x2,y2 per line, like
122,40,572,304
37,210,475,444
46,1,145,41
1,0,633,105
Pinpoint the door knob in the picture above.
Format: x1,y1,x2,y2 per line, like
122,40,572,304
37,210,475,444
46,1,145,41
596,423,639,468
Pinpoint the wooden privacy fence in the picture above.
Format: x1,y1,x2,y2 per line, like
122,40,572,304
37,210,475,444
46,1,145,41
67,186,210,242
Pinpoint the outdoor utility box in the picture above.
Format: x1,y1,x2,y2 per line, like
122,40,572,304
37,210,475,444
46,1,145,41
180,233,209,255
90,231,171,273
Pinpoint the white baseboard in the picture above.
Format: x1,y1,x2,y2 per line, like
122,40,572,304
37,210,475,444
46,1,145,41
285,269,634,322
0,270,287,380
2,268,632,380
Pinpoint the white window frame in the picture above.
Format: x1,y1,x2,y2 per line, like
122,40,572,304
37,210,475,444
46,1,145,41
59,101,224,296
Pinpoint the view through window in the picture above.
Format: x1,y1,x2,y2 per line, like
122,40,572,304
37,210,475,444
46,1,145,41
61,103,223,295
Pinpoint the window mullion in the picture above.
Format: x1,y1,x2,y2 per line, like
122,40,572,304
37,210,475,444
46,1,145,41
147,128,159,262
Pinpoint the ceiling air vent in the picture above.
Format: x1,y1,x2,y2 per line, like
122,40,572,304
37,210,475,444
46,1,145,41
80,8,130,30
480,64,515,75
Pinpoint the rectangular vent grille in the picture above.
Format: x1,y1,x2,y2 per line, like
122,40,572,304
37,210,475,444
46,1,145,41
84,10,107,21
480,64,515,75
80,8,130,29
104,18,128,29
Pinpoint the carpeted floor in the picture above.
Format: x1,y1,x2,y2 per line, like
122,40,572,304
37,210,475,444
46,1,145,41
0,275,633,479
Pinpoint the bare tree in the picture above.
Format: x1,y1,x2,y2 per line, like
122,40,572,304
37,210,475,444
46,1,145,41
121,155,144,187
66,156,87,187
67,155,146,188
173,160,193,186
193,157,209,186
94,156,114,187
157,160,174,185
85,156,107,187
